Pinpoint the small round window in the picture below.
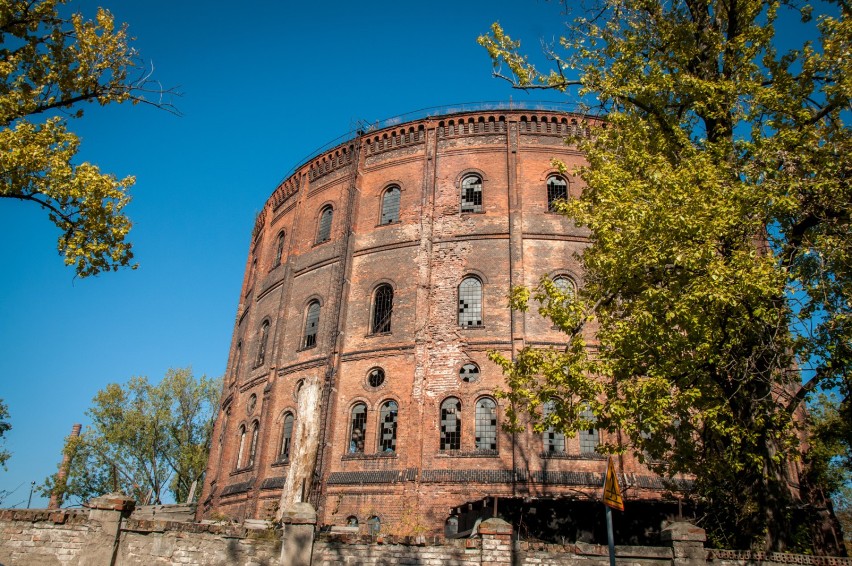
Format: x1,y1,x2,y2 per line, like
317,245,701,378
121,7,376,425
459,363,480,383
246,393,257,415
367,368,385,388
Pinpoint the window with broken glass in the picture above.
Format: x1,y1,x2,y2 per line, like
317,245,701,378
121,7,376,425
547,175,568,211
378,400,398,453
542,400,566,453
460,175,482,213
440,397,462,450
579,405,599,455
475,398,497,451
280,412,294,462
458,277,483,327
349,403,367,454
371,284,393,334
303,301,320,349
380,185,400,224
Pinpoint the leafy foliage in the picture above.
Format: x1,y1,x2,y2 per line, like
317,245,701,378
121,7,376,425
0,399,10,469
480,0,850,551
0,0,176,277
42,368,220,506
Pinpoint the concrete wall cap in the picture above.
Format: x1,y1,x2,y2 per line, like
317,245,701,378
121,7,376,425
660,521,707,543
477,517,513,535
87,492,136,512
279,502,318,525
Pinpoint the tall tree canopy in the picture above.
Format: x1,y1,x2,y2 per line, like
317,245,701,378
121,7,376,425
0,0,175,277
480,0,850,551
43,368,220,506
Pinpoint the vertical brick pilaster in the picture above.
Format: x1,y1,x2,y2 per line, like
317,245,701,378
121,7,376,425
661,521,707,566
479,517,513,566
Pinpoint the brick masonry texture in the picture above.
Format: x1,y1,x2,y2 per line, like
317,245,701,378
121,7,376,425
197,110,673,534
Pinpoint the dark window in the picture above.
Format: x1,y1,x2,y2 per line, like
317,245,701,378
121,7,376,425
440,397,461,450
367,367,385,388
232,342,242,381
579,405,599,454
349,403,367,453
347,516,359,527
547,176,568,211
458,277,483,326
459,363,480,383
317,206,333,243
380,186,400,224
461,175,482,213
280,413,294,461
273,231,285,267
475,398,497,450
378,400,398,453
247,422,259,467
367,516,381,536
543,400,566,453
256,321,270,367
303,301,320,349
371,284,394,334
445,516,459,537
236,425,247,469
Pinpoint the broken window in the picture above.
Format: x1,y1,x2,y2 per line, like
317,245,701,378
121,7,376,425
458,277,483,327
371,284,394,334
349,403,367,453
381,185,400,224
547,175,568,211
280,412,294,461
542,400,566,453
475,398,497,450
440,397,461,450
317,205,333,243
579,404,599,455
248,421,259,467
236,425,247,469
303,301,321,349
460,175,482,213
459,362,480,383
367,367,385,388
378,400,398,453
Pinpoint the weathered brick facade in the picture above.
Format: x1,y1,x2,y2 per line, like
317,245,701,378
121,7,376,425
197,109,671,535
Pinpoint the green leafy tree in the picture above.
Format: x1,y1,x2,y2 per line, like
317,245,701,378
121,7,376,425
0,399,10,469
42,368,220,506
480,0,850,551
0,0,176,277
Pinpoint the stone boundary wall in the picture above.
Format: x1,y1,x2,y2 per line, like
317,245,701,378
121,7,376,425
1,499,849,566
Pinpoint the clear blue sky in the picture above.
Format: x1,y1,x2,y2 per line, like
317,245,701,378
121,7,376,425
0,0,570,507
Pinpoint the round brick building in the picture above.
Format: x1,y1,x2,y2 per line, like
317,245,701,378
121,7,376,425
198,107,677,540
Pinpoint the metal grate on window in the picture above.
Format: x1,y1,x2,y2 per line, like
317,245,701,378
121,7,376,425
280,413,294,460
460,175,482,213
303,301,321,348
459,363,480,383
349,403,367,453
317,206,333,243
256,321,269,366
372,284,394,333
579,405,599,454
458,277,483,326
440,398,461,450
543,401,566,453
378,401,398,452
547,176,568,211
380,186,400,224
475,398,497,450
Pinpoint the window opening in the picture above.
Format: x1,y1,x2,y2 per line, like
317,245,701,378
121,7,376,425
547,176,568,211
246,394,257,415
458,277,483,326
553,276,575,299
248,422,259,467
303,301,320,349
236,425,247,469
232,342,242,381
367,367,385,388
459,363,480,383
280,413,294,461
380,186,400,224
317,206,333,243
273,231,285,267
372,284,394,334
445,516,459,537
367,516,381,536
543,400,566,453
460,175,482,213
347,516,359,527
440,398,461,450
378,401,398,452
579,405,599,454
349,403,367,453
475,398,497,450
256,321,270,367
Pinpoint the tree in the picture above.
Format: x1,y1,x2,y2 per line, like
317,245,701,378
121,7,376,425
0,0,176,277
479,0,850,551
0,399,10,469
42,368,220,506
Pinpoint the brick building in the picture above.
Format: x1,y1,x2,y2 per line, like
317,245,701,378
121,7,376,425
197,108,679,539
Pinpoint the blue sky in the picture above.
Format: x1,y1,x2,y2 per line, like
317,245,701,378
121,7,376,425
0,0,570,506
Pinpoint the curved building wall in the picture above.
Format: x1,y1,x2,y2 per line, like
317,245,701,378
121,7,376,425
198,110,661,533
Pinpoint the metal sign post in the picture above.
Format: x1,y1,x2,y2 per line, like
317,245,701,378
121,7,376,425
603,457,624,566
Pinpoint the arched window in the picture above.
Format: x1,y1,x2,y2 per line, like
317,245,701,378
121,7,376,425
380,185,400,224
440,397,461,450
346,516,359,527
542,400,566,453
579,405,599,454
458,277,483,327
475,398,497,450
378,400,398,453
303,301,321,349
236,425,247,469
349,403,367,453
547,175,568,211
247,421,259,467
255,321,270,367
280,412,294,462
371,284,394,334
459,362,480,383
273,231,285,267
232,341,242,381
317,205,333,243
460,175,482,213
445,516,459,537
553,275,576,299
367,516,381,536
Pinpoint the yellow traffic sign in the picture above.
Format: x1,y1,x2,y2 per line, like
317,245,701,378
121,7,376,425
603,457,624,511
